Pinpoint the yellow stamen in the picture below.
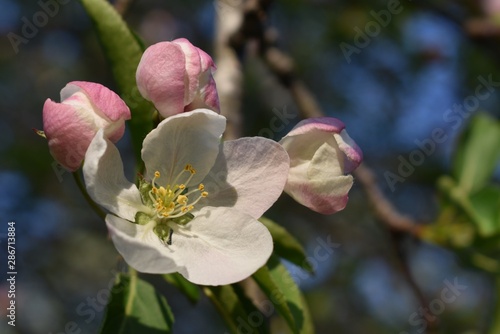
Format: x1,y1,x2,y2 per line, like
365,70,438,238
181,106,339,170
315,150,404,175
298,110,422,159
177,195,188,205
148,167,208,221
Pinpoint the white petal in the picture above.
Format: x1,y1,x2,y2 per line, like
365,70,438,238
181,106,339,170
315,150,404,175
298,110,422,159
307,137,344,179
285,174,353,214
106,207,273,286
174,206,273,285
141,109,226,186
280,129,335,173
83,130,147,221
106,214,181,274
334,130,363,173
201,137,290,219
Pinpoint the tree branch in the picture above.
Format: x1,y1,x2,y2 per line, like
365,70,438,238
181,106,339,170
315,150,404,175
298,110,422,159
227,3,437,332
214,0,246,140
231,0,421,235
353,164,423,236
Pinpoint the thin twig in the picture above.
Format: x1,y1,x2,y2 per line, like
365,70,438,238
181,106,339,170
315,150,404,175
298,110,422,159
228,2,437,332
389,229,439,333
232,0,421,235
214,0,246,140
353,164,423,236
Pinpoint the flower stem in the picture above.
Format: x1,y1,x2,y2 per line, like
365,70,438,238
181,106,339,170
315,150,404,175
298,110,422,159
72,171,106,220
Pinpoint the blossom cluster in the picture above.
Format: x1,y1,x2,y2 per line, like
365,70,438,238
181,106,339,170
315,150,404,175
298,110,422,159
41,38,362,285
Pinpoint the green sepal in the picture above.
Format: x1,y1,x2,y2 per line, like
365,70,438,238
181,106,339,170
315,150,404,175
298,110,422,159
154,224,173,245
134,212,152,226
171,213,194,226
138,179,154,207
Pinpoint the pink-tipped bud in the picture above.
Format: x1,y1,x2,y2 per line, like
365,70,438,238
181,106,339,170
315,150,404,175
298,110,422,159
279,118,363,214
136,38,220,118
43,81,131,171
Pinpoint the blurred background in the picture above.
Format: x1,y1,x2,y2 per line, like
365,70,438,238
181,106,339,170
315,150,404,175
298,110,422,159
1,0,500,333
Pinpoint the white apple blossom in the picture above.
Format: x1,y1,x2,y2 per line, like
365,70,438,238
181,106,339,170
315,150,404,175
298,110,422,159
83,109,289,285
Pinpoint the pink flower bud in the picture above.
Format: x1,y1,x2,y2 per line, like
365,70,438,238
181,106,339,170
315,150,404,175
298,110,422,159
483,0,500,16
136,38,220,118
279,118,363,214
43,81,131,171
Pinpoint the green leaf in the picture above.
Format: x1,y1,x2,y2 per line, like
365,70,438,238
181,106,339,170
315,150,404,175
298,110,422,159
203,285,267,334
469,186,500,237
438,176,500,238
79,0,154,164
437,176,477,220
266,254,314,334
457,249,500,274
231,283,271,334
163,273,200,304
259,217,313,273
453,113,500,194
253,265,297,334
100,273,174,334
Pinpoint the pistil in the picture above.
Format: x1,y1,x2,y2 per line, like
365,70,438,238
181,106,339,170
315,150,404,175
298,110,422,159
149,165,208,221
